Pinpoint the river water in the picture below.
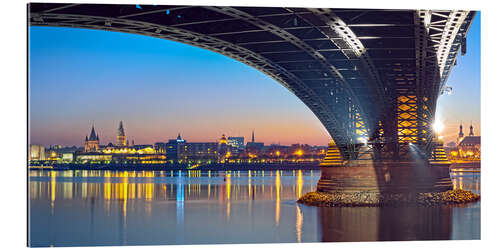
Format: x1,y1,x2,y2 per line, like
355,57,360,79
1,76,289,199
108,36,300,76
28,168,480,247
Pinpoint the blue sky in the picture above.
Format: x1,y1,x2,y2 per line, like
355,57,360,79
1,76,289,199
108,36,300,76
29,12,480,147
436,12,481,143
29,26,329,146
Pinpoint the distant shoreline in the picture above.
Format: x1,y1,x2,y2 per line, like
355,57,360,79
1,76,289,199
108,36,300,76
28,162,321,171
450,162,480,168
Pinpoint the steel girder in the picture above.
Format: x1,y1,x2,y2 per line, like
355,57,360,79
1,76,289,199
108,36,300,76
28,3,475,161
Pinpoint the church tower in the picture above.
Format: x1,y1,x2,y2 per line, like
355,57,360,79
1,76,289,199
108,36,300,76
84,124,100,152
469,122,474,136
251,130,255,143
117,121,126,147
457,121,464,144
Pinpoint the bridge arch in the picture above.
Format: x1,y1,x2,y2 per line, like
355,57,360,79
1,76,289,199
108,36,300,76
29,4,475,161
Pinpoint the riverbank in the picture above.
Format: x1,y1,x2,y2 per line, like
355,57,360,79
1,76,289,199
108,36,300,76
297,189,480,207
29,162,320,171
451,162,480,168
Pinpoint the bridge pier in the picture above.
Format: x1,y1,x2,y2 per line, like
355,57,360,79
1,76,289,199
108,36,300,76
317,137,452,196
316,161,452,195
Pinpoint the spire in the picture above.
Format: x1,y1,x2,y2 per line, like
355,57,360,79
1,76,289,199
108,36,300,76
118,121,125,136
85,135,88,141
252,130,255,143
469,121,474,136
177,133,182,140
458,121,464,138
89,124,98,141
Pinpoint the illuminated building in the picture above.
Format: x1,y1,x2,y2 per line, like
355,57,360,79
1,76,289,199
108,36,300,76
289,144,312,156
29,144,45,160
458,136,480,160
447,122,480,161
78,144,166,164
76,153,112,162
101,145,156,155
218,134,229,162
246,130,264,152
266,144,289,157
117,121,126,147
84,124,100,152
46,150,60,161
227,136,244,150
186,142,218,163
166,133,187,163
154,142,168,154
62,153,74,162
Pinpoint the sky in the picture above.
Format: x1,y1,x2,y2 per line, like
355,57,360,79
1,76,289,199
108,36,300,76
436,12,481,144
28,12,480,147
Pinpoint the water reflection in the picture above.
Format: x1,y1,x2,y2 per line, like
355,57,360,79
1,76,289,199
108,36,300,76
29,168,479,247
318,168,480,242
296,205,303,242
29,170,310,203
319,206,453,241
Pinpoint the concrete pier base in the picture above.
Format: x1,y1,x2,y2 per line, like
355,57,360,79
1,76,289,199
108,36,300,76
316,161,452,194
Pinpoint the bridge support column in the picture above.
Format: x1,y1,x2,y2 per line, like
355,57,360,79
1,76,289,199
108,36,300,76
319,140,343,167
316,160,452,196
429,138,452,167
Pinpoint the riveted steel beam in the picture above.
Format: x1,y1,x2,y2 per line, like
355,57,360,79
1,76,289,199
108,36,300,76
203,6,371,159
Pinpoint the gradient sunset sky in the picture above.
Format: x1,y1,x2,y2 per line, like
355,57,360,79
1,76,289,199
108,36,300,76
28,12,480,147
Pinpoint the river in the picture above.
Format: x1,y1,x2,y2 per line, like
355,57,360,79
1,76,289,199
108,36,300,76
28,168,480,247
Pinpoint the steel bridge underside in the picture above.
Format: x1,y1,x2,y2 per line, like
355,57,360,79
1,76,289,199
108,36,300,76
29,3,475,161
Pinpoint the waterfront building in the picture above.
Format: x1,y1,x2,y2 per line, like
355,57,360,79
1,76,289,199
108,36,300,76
289,144,312,157
62,153,74,162
100,144,156,154
76,153,112,163
218,134,229,162
84,124,100,152
166,133,187,163
46,150,61,161
265,144,289,157
78,143,165,164
458,136,480,160
246,130,265,153
154,142,168,154
117,121,126,147
186,142,218,163
227,136,244,150
447,123,480,161
29,144,45,161
107,150,166,164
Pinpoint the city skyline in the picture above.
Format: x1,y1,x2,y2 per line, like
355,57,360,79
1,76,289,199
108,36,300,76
39,120,323,147
29,13,480,146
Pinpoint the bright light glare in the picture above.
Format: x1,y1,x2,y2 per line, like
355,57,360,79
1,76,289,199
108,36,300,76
357,137,368,144
433,118,444,134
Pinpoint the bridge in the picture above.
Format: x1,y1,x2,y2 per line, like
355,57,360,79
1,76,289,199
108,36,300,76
29,3,476,195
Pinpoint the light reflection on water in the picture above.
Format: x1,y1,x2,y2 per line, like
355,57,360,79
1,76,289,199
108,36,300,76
28,168,479,247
